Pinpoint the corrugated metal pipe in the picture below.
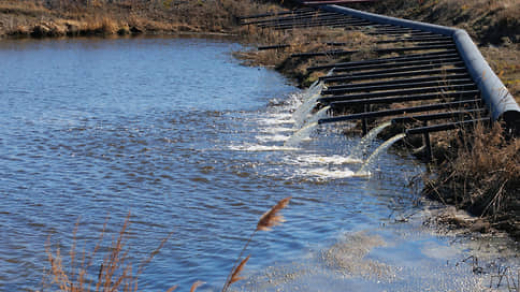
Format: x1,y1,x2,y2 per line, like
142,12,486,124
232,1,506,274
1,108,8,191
321,5,520,132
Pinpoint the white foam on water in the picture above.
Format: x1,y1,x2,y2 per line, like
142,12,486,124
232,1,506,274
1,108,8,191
297,167,356,179
352,170,371,178
284,122,319,147
228,144,299,151
294,154,362,165
257,118,295,125
266,112,293,120
259,127,295,134
255,134,290,143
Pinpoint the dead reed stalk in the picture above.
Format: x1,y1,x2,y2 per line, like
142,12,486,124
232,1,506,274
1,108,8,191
222,196,292,292
43,212,177,292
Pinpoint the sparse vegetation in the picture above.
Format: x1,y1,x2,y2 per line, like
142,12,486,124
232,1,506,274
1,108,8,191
234,26,376,86
0,0,282,38
364,0,520,44
423,122,520,239
43,213,178,292
42,197,291,291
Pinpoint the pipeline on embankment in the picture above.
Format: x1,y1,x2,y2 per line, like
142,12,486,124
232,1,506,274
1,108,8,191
319,4,520,133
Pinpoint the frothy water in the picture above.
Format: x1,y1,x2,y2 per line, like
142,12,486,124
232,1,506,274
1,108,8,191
284,122,319,147
291,154,362,165
348,121,392,161
255,134,291,143
357,133,407,176
228,144,299,151
304,105,331,127
297,167,356,179
292,82,326,129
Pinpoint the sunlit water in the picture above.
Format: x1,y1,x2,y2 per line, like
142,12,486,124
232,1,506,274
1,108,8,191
0,37,518,291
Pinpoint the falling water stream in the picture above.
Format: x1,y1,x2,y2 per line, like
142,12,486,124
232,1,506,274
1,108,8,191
303,105,331,127
357,133,407,176
292,91,323,129
284,122,319,147
0,37,518,292
347,121,392,161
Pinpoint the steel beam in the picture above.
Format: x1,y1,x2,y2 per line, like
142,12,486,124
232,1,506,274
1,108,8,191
325,74,471,90
322,78,474,95
391,108,487,124
307,51,459,71
318,99,482,124
405,118,491,135
322,68,468,83
323,90,480,106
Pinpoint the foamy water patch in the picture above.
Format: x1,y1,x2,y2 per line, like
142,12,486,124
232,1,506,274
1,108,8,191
257,118,295,126
266,112,293,120
294,155,363,165
297,167,357,179
259,127,295,134
228,144,299,151
255,134,290,143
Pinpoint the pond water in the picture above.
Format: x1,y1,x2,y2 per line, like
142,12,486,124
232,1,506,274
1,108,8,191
0,37,518,291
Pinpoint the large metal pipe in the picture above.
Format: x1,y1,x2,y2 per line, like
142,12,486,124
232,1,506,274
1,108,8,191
320,5,520,127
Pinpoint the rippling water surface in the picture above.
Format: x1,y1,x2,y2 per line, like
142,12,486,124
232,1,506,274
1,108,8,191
0,37,518,291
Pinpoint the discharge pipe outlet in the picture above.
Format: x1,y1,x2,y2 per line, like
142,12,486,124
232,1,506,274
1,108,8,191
321,5,520,130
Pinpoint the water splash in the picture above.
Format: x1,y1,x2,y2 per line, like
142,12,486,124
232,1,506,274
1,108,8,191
347,121,392,161
291,154,362,165
291,70,334,129
303,106,330,127
356,133,406,176
228,144,298,151
308,78,321,91
284,122,319,147
298,167,356,179
255,134,290,143
292,90,322,128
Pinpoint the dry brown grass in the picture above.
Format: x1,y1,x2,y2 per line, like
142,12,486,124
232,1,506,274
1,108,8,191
366,0,519,44
0,0,279,38
222,196,291,292
481,44,520,104
43,213,177,292
234,24,375,86
423,123,520,238
43,197,292,292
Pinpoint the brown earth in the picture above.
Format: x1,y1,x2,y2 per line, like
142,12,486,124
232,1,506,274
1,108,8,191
0,0,280,38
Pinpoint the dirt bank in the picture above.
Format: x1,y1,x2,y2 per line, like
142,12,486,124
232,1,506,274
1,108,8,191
0,0,281,38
